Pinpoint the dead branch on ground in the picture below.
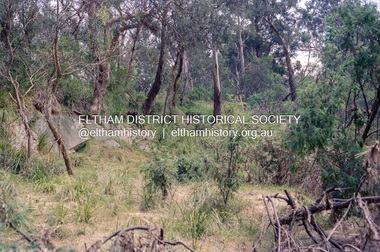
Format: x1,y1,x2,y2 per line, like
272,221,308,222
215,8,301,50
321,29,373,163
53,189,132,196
87,225,195,252
256,142,380,251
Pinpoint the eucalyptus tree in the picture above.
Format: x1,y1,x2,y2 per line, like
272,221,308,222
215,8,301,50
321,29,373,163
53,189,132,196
143,0,229,115
323,0,380,145
285,0,380,192
0,0,83,175
142,0,169,115
262,0,310,101
0,0,39,159
85,0,157,115
181,0,234,116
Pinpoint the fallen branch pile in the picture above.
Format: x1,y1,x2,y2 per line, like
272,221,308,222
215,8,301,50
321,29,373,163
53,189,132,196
254,145,380,252
86,225,195,252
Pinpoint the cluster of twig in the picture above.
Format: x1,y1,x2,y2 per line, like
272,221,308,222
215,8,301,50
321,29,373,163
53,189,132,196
86,225,195,252
254,157,380,251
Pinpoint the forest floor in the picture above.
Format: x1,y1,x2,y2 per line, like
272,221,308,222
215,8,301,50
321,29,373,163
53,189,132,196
0,139,351,251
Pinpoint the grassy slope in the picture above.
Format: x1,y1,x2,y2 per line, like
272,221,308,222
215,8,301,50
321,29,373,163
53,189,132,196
1,137,317,251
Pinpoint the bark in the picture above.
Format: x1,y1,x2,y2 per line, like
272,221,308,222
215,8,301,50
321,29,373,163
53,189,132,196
163,48,180,117
238,16,245,76
163,47,184,116
86,0,100,58
279,195,380,225
127,26,141,76
171,47,184,108
180,51,191,106
213,45,222,117
264,17,296,101
44,96,73,176
8,73,32,158
163,88,171,120
90,61,110,115
237,16,244,102
362,78,380,145
143,13,167,115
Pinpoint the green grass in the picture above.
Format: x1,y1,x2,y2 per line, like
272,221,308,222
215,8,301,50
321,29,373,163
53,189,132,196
0,107,320,251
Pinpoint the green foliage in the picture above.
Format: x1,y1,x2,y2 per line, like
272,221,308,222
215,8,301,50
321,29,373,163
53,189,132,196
177,185,211,249
224,94,246,113
210,130,246,205
252,137,306,185
61,78,92,110
105,67,133,115
180,101,213,116
187,86,211,102
75,200,96,223
0,147,62,182
49,204,68,225
70,153,85,167
284,1,380,193
0,179,37,250
318,128,366,196
175,155,205,182
97,3,110,26
55,177,93,203
0,92,8,108
284,80,342,155
150,99,165,115
247,87,282,111
37,131,49,153
141,147,176,199
140,186,160,211
0,113,63,182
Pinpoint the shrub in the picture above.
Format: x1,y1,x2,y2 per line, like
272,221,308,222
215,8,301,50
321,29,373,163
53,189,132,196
209,131,246,205
177,184,212,249
175,155,204,182
141,148,176,200
187,86,211,102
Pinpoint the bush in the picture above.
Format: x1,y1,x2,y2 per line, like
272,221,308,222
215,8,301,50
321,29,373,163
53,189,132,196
61,78,92,110
141,148,176,200
250,137,308,186
175,155,205,182
187,86,211,102
208,131,246,205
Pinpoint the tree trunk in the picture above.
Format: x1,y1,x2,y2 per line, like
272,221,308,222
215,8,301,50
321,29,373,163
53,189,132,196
213,45,222,117
90,61,110,114
9,85,32,158
5,11,32,159
44,0,73,176
163,88,171,120
86,0,99,57
143,15,167,115
238,16,245,77
44,94,74,176
127,26,141,76
172,47,184,108
237,16,245,102
180,51,191,106
88,2,141,115
87,0,104,115
362,82,380,145
163,47,183,117
264,17,296,101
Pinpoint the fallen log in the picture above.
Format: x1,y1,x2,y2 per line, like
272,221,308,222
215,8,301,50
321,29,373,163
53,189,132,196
279,195,380,225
